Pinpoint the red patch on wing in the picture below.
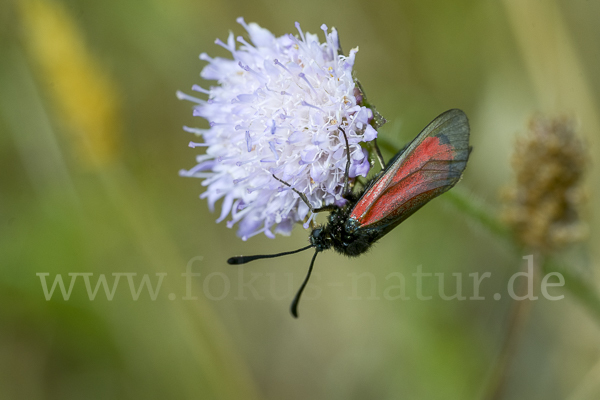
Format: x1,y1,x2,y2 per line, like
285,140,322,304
350,136,454,227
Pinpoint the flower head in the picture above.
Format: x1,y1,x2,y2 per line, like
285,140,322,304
179,19,380,240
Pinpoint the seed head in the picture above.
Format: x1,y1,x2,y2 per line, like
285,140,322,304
502,115,588,251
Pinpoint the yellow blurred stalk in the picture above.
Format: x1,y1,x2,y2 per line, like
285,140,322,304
18,0,120,169
16,2,261,398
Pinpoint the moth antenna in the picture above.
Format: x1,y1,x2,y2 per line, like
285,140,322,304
271,174,315,212
290,250,319,318
227,244,313,265
272,173,337,213
372,138,386,169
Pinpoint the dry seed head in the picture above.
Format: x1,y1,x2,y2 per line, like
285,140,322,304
502,115,588,251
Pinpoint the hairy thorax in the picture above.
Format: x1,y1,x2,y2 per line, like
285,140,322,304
309,201,378,257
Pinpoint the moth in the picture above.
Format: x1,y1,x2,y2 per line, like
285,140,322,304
229,109,471,317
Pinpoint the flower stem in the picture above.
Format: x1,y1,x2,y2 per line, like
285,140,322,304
483,254,539,400
543,258,600,324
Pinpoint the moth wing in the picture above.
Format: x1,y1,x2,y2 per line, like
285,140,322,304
349,109,470,234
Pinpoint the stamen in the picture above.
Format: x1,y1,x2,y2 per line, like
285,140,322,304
217,155,237,162
236,201,248,211
238,62,267,82
227,203,254,227
288,130,304,144
236,17,250,32
215,38,233,52
331,27,341,53
264,228,275,239
193,108,206,117
298,73,317,95
282,195,298,216
274,59,293,76
179,160,216,177
247,185,266,194
191,84,210,94
183,126,208,135
303,212,316,229
178,170,214,178
295,22,306,43
210,121,234,127
241,226,267,241
236,157,258,166
188,141,209,148
301,100,325,113
320,24,337,59
245,131,252,152
236,36,255,50
309,61,331,79
320,24,328,37
176,91,205,104
269,141,279,160
233,176,250,184
201,174,222,187
195,154,214,163
234,93,256,103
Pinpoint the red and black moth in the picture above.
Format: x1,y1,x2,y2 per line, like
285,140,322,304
228,109,471,317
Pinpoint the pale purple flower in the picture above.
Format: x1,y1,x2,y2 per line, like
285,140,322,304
178,19,379,240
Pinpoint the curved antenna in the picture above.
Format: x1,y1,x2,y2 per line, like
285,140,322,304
290,250,319,318
338,127,352,197
227,245,313,265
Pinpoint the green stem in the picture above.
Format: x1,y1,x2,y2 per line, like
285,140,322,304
443,189,512,241
484,255,538,400
543,259,600,324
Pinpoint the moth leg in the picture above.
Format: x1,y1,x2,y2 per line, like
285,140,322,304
272,174,338,214
355,176,368,189
338,127,352,198
312,205,338,213
272,174,313,210
372,138,386,169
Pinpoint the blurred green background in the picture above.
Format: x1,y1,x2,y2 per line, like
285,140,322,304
1,0,600,399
